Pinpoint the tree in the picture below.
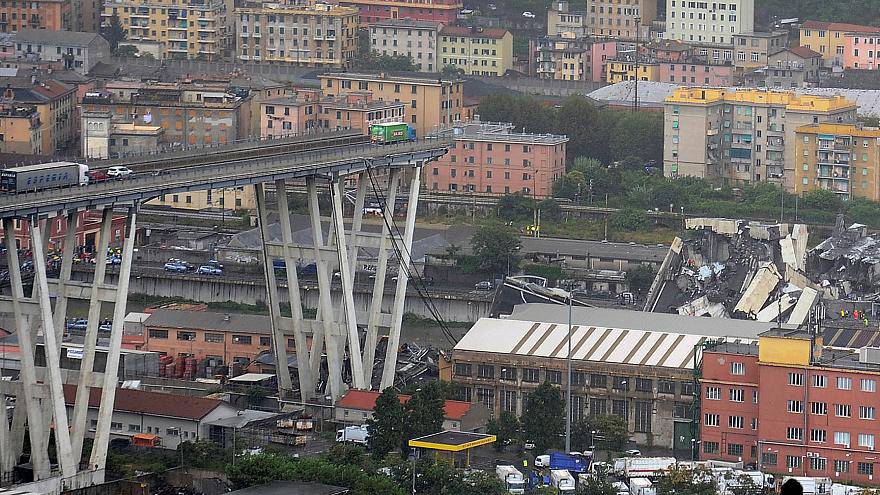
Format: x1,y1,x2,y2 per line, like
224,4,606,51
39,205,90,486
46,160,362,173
625,265,655,297
402,382,445,453
654,466,718,495
571,414,628,452
114,45,138,58
609,112,664,164
723,471,760,495
554,95,601,162
538,198,563,221
486,411,520,452
367,388,406,460
102,15,127,51
802,188,842,211
470,225,521,274
477,93,555,134
610,208,650,232
497,193,534,221
576,464,618,495
441,64,465,78
522,381,564,453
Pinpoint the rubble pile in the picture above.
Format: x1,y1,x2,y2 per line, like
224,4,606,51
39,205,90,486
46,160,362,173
808,216,880,298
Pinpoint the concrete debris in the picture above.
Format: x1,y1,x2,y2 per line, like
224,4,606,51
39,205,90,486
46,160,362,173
787,287,819,325
808,217,880,297
735,262,782,317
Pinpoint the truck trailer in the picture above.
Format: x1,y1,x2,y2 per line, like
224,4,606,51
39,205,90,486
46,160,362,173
629,477,656,495
550,469,576,492
335,425,369,444
1,161,89,193
495,465,526,494
370,122,415,144
623,457,676,478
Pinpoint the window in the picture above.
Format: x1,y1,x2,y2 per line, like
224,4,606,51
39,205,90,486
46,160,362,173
205,333,224,343
111,422,123,431
500,367,517,380
861,406,876,420
232,335,252,345
834,431,851,447
613,376,629,391
500,390,517,413
673,404,689,419
635,378,652,392
811,402,828,415
728,415,744,429
454,363,472,376
810,429,827,443
762,453,778,466
658,380,676,394
727,443,743,457
259,337,270,346
788,400,804,413
787,456,802,470
612,399,628,420
476,388,494,410
859,434,875,449
128,424,141,432
705,413,720,427
571,372,586,386
547,370,562,384
177,331,196,341
837,376,852,390
836,403,852,417
809,457,827,471
477,364,494,379
786,427,804,441
706,386,721,400
835,460,850,473
862,379,877,392
730,362,745,375
522,368,540,383
858,462,874,476
703,441,719,454
149,329,168,339
813,374,827,388
789,372,804,386
681,381,695,395
729,388,744,402
591,374,607,388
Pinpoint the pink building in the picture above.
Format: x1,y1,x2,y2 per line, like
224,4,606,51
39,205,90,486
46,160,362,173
660,61,735,86
641,39,692,63
591,40,618,84
259,96,320,139
844,32,880,70
427,121,568,197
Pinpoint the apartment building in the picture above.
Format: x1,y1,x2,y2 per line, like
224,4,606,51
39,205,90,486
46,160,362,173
663,87,858,190
732,31,788,69
439,26,512,77
0,104,42,155
235,2,358,68
259,95,319,138
319,71,463,136
427,120,567,197
369,19,441,72
605,57,660,83
800,20,880,68
844,31,880,70
150,186,256,211
548,0,589,38
81,79,251,147
664,0,754,47
337,0,460,24
102,0,225,60
794,123,880,201
700,330,880,486
585,0,656,40
319,92,407,131
660,60,735,85
532,36,617,83
73,0,102,32
81,110,164,159
0,0,70,32
12,29,110,75
3,78,75,154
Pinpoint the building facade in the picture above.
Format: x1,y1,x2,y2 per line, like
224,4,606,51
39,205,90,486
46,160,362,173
0,104,42,155
794,123,880,201
532,36,617,83
548,0,589,38
13,29,110,75
259,96,320,138
732,31,788,69
700,330,880,486
0,0,70,32
605,57,660,83
664,0,754,47
319,93,406,131
427,120,567,197
660,60,735,85
103,0,226,60
585,0,656,40
843,32,880,70
369,19,441,72
234,2,358,68
439,26,512,77
81,110,163,159
800,21,880,68
337,0,461,24
5,79,76,154
334,389,490,432
319,72,463,137
763,47,822,88
664,88,858,190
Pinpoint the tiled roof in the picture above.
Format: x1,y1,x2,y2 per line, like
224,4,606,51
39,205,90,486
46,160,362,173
14,29,107,46
336,389,474,420
440,26,509,39
802,20,880,33
62,384,225,420
788,46,822,59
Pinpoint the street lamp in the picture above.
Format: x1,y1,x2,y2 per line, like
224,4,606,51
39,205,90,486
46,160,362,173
633,15,642,113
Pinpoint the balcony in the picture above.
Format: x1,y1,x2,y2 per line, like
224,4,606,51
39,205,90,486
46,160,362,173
252,32,261,38
169,25,187,30
239,54,249,60
198,38,216,43
707,128,719,136
167,47,188,52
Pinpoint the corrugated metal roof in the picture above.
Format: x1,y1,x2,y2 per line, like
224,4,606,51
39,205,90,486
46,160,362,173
454,317,757,369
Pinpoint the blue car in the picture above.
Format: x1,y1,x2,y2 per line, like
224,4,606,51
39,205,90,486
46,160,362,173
66,319,88,330
164,262,188,272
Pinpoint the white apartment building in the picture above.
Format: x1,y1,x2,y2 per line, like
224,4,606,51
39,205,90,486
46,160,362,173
370,19,442,72
664,0,754,46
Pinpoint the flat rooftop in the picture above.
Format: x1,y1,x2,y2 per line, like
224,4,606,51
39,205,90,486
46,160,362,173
409,430,495,451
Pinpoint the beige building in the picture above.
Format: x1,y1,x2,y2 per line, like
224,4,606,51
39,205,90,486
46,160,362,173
0,104,42,155
369,19,442,72
81,110,163,159
548,0,589,38
794,123,880,201
149,186,256,211
234,2,358,67
586,0,656,40
439,26,513,76
103,0,226,60
732,31,788,69
319,72,463,137
665,0,754,47
664,87,858,190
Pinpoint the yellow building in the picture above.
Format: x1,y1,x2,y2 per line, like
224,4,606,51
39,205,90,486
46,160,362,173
605,59,660,83
0,105,43,155
799,20,880,67
234,2,359,67
319,72,463,137
102,0,225,60
794,123,880,201
147,186,256,211
439,26,513,77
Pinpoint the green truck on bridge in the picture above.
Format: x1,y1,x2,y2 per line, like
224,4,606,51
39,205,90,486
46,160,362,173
370,122,416,144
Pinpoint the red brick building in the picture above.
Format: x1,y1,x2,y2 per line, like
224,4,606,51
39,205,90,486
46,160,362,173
701,329,880,485
427,120,568,197
0,210,128,251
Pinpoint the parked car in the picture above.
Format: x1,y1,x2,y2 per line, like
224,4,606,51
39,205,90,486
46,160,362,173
66,319,88,331
474,280,494,291
625,449,642,456
206,259,224,270
106,255,122,265
167,258,193,270
524,440,536,450
522,11,536,17
106,166,133,178
164,262,188,272
197,265,223,275
535,454,550,467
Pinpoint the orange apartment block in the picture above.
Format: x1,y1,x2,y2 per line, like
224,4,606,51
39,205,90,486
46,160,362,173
319,92,407,132
0,0,71,32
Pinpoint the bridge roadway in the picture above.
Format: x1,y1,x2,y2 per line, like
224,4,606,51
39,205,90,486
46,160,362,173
0,137,449,219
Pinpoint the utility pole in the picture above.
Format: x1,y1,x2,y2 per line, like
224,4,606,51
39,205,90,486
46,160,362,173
565,295,573,452
633,15,641,113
